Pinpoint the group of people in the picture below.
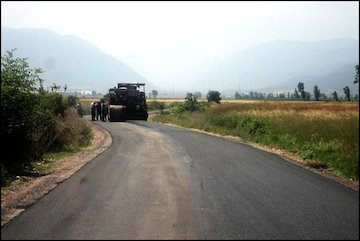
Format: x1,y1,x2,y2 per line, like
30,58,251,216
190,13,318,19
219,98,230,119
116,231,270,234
91,101,109,121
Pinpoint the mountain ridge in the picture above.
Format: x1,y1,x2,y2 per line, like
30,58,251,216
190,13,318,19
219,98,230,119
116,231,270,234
1,27,157,94
178,38,359,94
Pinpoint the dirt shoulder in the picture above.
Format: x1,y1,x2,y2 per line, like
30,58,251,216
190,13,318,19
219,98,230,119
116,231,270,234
1,121,112,227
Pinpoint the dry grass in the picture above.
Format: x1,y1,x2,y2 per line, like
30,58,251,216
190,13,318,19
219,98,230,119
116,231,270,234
208,101,359,114
147,98,186,103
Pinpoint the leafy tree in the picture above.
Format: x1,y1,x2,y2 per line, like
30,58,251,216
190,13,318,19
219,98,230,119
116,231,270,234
152,89,158,98
207,90,221,103
332,91,339,101
343,86,351,101
297,82,306,100
354,65,359,84
1,49,50,174
235,91,241,99
313,85,321,101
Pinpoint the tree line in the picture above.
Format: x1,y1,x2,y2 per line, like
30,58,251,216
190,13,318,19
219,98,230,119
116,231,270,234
234,65,359,101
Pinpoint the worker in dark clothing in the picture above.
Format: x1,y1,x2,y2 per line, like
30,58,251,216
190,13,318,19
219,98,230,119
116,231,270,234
96,101,101,121
103,103,108,121
76,103,83,118
100,101,104,121
91,102,96,121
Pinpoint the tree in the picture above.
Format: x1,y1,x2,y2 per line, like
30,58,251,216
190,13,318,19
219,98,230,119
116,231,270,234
343,86,351,101
235,91,241,99
297,82,306,100
313,85,321,101
1,49,51,174
354,65,359,84
207,90,221,103
332,91,339,101
151,89,158,98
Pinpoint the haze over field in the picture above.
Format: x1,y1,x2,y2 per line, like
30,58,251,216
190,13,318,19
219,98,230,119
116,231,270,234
1,1,359,96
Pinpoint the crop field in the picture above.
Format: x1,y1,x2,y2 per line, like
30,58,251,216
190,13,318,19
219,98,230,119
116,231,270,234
152,100,359,180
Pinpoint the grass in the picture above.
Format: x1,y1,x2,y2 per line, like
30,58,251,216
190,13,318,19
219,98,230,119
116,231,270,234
152,100,359,180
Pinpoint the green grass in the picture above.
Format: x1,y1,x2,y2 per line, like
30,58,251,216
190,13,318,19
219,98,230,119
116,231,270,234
152,101,359,180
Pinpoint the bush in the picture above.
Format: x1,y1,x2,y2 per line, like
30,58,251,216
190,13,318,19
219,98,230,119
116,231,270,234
51,109,93,152
170,94,210,114
207,90,222,103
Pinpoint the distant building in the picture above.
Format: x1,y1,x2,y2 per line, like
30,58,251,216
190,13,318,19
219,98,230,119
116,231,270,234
79,90,92,96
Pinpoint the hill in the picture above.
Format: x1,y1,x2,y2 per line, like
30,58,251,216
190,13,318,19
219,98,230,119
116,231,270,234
1,27,157,94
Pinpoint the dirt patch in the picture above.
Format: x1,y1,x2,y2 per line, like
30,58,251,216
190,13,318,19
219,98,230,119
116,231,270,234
1,122,112,227
154,121,359,192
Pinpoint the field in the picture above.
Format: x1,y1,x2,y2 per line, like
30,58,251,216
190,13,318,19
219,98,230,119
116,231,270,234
152,100,359,180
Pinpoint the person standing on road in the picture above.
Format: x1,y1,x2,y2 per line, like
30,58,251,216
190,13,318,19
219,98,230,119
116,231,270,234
103,103,108,121
91,102,96,121
100,101,105,121
96,101,101,121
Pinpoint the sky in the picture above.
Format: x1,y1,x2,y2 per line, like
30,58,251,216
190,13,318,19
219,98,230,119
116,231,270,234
1,1,359,89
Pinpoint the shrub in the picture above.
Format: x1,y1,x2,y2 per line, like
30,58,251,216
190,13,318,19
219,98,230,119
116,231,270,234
207,90,222,103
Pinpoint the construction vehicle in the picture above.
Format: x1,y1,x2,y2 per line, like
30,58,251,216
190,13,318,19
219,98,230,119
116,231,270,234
108,83,148,122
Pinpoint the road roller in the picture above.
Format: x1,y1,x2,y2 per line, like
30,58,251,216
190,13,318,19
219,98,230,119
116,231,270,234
108,83,148,122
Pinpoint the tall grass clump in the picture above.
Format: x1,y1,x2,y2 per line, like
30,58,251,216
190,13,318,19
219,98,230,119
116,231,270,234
153,100,359,180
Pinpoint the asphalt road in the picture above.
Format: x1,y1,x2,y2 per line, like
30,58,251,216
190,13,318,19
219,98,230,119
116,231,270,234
1,120,359,239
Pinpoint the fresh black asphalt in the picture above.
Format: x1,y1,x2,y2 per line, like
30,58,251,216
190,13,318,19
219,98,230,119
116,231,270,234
1,120,359,239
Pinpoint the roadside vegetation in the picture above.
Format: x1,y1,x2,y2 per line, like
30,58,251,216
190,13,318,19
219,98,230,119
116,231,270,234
1,49,93,187
146,100,183,112
152,93,359,180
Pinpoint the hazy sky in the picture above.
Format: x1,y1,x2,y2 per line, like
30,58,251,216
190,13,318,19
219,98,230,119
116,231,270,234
1,1,359,89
